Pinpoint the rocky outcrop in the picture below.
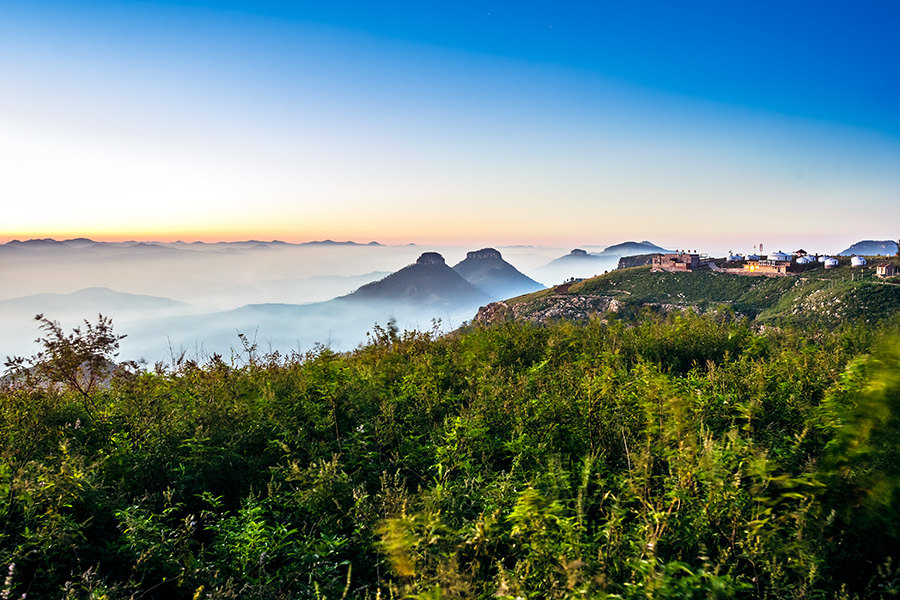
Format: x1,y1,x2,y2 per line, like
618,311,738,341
475,294,621,325
416,252,446,266
616,253,658,269
474,294,705,326
463,248,503,261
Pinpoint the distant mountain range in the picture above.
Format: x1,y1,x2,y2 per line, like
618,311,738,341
1,238,177,254
837,240,898,257
299,240,382,247
8,237,899,258
116,250,544,359
0,238,384,253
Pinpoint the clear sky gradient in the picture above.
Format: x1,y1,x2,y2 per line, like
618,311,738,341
2,0,898,252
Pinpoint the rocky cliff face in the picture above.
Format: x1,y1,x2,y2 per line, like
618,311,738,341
416,252,446,266
474,294,703,326
463,248,503,261
617,253,659,269
474,294,621,325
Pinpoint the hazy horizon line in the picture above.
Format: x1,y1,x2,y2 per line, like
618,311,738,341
1,233,893,255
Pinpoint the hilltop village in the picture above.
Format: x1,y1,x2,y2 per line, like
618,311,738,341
476,241,900,328
649,249,899,278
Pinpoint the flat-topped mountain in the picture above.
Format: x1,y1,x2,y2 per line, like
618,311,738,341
340,252,489,308
594,240,671,256
838,240,898,256
452,248,543,299
543,248,605,266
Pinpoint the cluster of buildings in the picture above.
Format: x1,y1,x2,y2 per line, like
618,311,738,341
735,250,838,276
650,249,898,279
651,252,700,272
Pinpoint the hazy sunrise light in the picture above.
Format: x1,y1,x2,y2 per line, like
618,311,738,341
5,4,900,597
2,1,898,250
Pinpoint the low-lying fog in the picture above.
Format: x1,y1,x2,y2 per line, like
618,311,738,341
1,240,625,363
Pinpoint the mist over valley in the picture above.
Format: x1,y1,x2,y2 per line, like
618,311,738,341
1,238,624,361
4,236,896,363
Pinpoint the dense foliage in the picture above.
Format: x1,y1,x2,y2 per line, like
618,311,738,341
1,311,899,598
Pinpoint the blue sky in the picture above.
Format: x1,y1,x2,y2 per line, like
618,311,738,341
1,0,898,251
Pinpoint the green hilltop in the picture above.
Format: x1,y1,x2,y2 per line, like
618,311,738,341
478,258,900,328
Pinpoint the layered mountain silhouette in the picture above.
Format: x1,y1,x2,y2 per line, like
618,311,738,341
533,249,610,283
452,248,543,299
0,238,386,255
121,252,489,359
298,240,382,247
340,252,489,308
533,241,674,284
0,287,188,318
549,248,603,264
0,288,193,359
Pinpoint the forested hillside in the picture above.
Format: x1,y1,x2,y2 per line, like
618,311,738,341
1,312,899,598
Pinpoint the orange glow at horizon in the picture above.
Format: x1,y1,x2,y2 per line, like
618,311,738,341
0,227,610,247
0,203,865,249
